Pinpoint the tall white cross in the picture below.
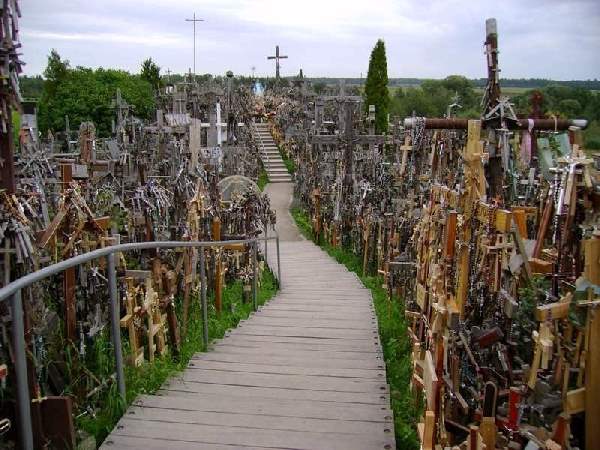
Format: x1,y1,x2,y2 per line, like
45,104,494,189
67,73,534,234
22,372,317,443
185,13,204,75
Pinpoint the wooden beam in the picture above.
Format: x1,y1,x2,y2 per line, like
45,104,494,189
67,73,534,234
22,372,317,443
586,308,600,448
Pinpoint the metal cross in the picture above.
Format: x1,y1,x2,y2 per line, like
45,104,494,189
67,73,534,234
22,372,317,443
267,45,288,79
185,13,204,75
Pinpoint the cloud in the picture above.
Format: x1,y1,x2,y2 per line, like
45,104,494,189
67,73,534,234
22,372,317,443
23,30,187,47
19,0,600,80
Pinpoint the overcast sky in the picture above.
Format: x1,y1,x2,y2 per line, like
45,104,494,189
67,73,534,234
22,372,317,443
21,0,600,80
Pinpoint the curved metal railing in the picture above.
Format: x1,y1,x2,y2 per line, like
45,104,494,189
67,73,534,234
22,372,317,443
3,234,282,450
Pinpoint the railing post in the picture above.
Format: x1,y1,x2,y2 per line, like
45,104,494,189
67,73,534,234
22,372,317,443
12,289,33,450
200,247,208,349
107,252,126,402
264,225,268,264
252,240,258,311
276,235,282,289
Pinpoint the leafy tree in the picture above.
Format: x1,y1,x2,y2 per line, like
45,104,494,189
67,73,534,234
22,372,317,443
364,39,390,133
38,51,155,137
19,75,45,99
390,76,478,119
558,99,582,117
140,58,162,91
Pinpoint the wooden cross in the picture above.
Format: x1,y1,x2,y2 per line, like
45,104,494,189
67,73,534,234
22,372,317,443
399,135,413,176
267,45,288,79
120,278,144,366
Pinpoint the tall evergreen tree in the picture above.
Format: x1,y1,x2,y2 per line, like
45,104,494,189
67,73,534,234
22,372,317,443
364,39,390,133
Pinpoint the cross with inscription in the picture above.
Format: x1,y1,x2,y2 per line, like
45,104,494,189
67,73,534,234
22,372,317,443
267,45,288,79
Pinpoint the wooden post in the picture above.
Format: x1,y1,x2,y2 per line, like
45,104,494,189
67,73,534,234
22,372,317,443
423,410,435,450
456,120,483,315
584,239,600,285
0,104,16,194
586,306,600,449
362,220,371,276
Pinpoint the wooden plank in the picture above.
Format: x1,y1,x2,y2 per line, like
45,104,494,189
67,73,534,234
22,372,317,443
237,318,376,329
125,406,390,435
161,379,388,404
255,310,373,320
204,347,382,361
134,393,391,423
179,369,388,393
101,435,266,450
231,325,376,340
218,330,380,344
565,387,585,414
192,352,383,370
535,300,570,321
213,337,380,352
113,418,393,450
186,360,383,379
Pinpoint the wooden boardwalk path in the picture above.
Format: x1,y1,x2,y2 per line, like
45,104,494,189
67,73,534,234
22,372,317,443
102,186,395,449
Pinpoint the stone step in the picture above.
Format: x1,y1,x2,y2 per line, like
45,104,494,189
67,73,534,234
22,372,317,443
266,168,289,174
264,162,286,168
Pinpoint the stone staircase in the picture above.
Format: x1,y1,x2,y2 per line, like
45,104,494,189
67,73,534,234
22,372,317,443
255,122,292,183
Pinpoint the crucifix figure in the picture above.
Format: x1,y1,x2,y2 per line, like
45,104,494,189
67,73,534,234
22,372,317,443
267,45,288,79
185,13,204,75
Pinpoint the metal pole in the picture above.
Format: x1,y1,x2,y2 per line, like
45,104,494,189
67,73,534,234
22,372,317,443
200,248,208,349
12,290,33,450
276,235,282,289
252,240,258,311
107,253,126,402
264,225,268,264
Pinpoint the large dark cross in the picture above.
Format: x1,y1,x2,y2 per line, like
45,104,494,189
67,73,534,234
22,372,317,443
311,99,385,238
267,45,288,79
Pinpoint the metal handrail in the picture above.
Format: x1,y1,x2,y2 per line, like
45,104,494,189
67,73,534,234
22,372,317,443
5,234,282,450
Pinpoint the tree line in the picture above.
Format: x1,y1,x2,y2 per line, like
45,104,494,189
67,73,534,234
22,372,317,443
19,49,600,149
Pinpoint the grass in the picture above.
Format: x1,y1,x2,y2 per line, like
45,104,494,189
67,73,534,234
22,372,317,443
79,268,278,446
290,207,420,450
258,168,269,191
277,144,296,175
